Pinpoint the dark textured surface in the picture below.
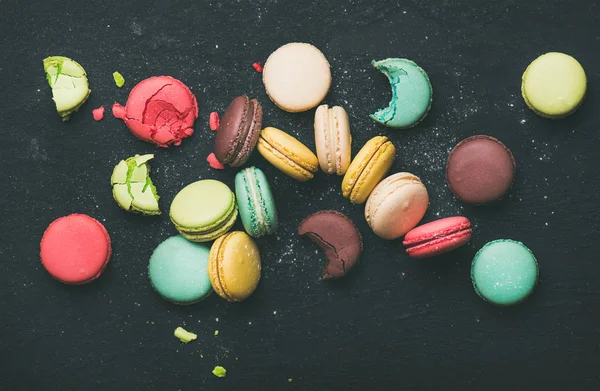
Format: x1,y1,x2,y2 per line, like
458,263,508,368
1,0,600,389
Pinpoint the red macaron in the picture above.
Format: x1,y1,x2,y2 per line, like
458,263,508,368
40,214,112,284
402,216,472,259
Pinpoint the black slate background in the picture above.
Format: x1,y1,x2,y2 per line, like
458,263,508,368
2,0,600,389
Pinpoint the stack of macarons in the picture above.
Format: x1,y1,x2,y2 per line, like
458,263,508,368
40,44,585,311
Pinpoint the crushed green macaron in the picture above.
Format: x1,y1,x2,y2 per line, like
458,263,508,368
212,366,227,378
43,56,91,121
174,327,197,343
113,71,125,88
111,154,161,215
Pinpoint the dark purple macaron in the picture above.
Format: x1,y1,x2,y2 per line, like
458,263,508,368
446,135,516,204
214,95,263,167
298,210,363,280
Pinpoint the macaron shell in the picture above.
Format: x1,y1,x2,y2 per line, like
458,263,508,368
263,42,331,112
209,232,261,302
471,239,538,306
148,236,212,304
170,180,235,230
405,229,472,258
314,105,352,175
257,127,318,181
365,172,429,240
521,52,586,118
40,214,111,284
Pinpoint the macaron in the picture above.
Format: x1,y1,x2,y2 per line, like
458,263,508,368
40,214,111,284
263,42,331,112
314,104,352,175
471,239,539,306
112,76,198,147
234,166,278,238
208,231,261,302
298,210,363,280
403,216,472,258
214,95,263,167
446,135,516,204
110,154,160,215
370,58,432,128
341,136,396,204
43,56,91,121
148,235,212,304
521,52,586,118
365,172,429,240
170,180,238,242
257,127,319,181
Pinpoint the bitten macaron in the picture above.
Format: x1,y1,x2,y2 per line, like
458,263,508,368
208,231,261,302
471,239,538,306
40,214,111,284
235,166,278,238
257,127,318,181
263,42,331,112
214,95,263,167
342,136,395,204
314,104,352,175
403,216,472,258
170,180,238,242
521,52,586,118
148,235,212,304
365,172,429,240
446,135,515,204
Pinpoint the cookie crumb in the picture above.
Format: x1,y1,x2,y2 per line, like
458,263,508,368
207,153,225,169
93,106,105,121
214,330,219,336
252,62,263,72
113,71,125,88
209,112,220,130
212,366,227,378
174,327,197,343
288,378,293,382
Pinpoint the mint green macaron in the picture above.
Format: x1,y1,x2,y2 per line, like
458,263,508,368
148,235,212,304
234,167,278,238
471,239,539,306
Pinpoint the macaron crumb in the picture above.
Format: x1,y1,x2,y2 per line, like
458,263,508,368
174,327,197,343
93,106,105,121
214,330,219,336
113,71,125,87
209,112,220,130
252,62,263,72
207,153,225,169
288,378,293,383
212,366,227,378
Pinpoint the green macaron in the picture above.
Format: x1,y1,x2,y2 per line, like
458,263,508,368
43,56,91,121
471,239,539,306
148,235,212,304
234,167,278,238
170,179,238,242
111,154,160,215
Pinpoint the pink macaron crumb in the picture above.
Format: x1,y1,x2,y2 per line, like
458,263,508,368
207,153,225,169
93,106,105,121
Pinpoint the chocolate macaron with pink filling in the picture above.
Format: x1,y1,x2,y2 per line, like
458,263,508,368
214,95,263,167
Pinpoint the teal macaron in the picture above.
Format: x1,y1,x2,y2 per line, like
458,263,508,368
234,166,278,238
148,235,212,304
471,239,539,306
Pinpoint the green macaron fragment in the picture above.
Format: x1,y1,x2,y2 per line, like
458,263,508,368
111,154,160,215
43,56,91,120
471,239,539,306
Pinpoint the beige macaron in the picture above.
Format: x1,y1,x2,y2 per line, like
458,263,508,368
314,104,352,175
365,172,429,240
263,43,331,112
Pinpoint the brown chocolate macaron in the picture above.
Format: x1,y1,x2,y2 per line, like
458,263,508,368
446,135,516,204
298,210,363,280
214,95,263,167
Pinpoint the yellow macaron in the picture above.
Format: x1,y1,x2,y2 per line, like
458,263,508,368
341,136,396,204
521,52,586,118
208,231,261,302
257,127,318,181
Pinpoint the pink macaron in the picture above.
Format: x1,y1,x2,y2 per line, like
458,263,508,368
402,216,472,259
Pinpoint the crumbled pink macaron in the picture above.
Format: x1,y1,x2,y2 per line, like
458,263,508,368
207,153,225,169
93,106,105,121
209,112,220,131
